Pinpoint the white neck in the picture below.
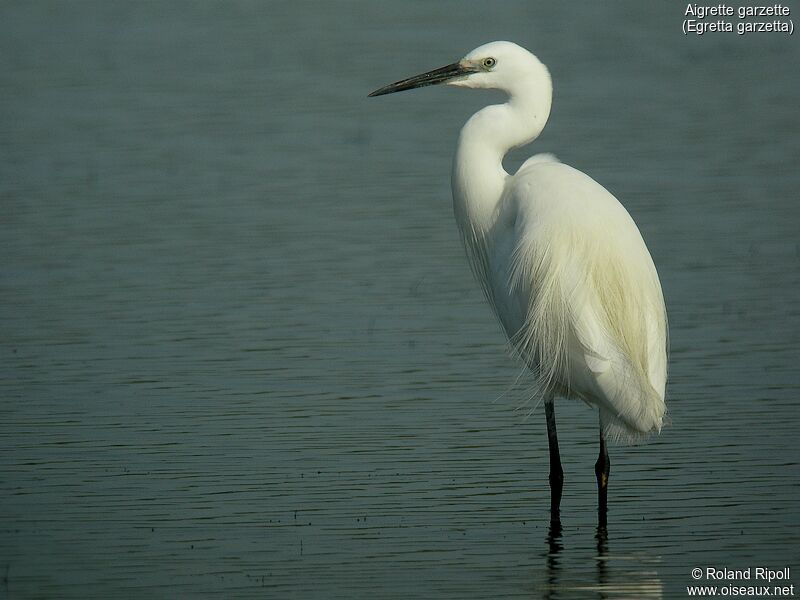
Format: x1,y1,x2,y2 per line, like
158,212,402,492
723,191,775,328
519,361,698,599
451,76,552,236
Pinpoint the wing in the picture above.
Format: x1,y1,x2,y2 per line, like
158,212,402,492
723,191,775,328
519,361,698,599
502,161,667,441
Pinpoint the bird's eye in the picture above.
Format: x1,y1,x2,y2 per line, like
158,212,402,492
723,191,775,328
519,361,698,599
483,57,496,69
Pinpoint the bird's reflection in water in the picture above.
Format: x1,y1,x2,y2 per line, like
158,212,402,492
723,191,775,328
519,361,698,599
541,522,663,599
543,520,563,600
595,524,608,590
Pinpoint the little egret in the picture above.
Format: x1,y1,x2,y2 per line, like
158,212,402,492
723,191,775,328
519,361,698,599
369,41,667,526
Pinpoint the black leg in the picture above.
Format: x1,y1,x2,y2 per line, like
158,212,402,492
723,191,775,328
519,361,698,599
595,425,610,527
545,398,563,523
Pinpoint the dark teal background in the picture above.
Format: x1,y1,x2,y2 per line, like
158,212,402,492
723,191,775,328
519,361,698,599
2,1,798,597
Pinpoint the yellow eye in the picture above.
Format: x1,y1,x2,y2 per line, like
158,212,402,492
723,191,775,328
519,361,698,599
483,57,496,68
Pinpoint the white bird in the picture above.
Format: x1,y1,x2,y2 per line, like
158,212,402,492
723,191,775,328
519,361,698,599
369,41,667,526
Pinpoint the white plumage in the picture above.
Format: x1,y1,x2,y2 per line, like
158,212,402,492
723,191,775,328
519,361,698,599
445,42,668,443
482,156,667,442
370,40,668,521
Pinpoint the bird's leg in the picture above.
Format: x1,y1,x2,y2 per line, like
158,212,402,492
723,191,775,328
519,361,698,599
595,424,610,528
544,398,563,523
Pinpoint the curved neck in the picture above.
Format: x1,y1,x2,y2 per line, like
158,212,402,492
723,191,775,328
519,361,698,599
451,79,552,234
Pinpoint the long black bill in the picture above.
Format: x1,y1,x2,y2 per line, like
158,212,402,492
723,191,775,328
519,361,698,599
368,62,476,97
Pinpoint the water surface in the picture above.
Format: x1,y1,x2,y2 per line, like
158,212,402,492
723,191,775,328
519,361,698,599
2,1,799,598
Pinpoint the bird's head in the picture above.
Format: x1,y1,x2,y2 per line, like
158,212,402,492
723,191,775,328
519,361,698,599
368,41,546,97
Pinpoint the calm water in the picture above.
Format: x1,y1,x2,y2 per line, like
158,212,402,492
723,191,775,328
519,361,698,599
2,1,799,598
